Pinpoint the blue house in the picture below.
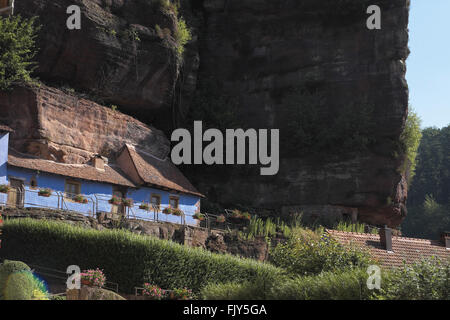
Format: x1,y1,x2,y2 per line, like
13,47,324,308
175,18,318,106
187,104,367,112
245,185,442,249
0,125,204,226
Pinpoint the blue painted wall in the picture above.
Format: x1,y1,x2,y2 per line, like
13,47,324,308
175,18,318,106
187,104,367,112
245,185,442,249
0,132,9,204
3,165,201,226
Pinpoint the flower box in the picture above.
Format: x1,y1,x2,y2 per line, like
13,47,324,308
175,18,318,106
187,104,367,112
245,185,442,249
0,185,10,194
142,283,165,300
139,203,150,210
73,195,88,204
122,198,133,207
162,207,173,215
193,213,205,221
38,188,52,197
108,196,122,205
81,268,106,288
172,208,184,216
169,288,192,300
216,215,226,223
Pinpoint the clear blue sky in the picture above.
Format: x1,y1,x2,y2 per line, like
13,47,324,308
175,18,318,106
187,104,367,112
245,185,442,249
407,0,450,129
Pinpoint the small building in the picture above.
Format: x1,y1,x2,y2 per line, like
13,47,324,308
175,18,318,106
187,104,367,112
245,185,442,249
0,0,14,16
327,227,450,268
0,126,204,226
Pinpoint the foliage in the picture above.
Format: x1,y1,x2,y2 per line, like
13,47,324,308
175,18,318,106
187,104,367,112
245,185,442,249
171,287,193,300
0,15,40,90
400,108,423,181
0,218,284,293
0,185,10,193
0,260,48,300
193,213,205,220
174,18,191,61
269,228,374,276
81,268,106,288
202,268,372,300
38,188,52,197
143,283,165,300
334,221,378,234
375,257,450,300
403,124,450,239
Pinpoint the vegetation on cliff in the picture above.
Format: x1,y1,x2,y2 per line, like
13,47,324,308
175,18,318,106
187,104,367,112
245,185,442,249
0,15,40,90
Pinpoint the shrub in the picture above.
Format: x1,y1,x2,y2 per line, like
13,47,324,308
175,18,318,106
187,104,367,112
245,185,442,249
170,287,193,300
202,268,373,300
81,268,106,288
0,260,48,300
400,108,422,181
269,228,373,276
269,268,373,300
0,219,284,293
376,257,450,300
143,283,165,300
0,259,31,298
174,18,191,60
0,15,40,90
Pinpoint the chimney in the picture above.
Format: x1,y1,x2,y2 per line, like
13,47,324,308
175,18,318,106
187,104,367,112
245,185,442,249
92,155,105,171
441,232,450,250
379,225,393,252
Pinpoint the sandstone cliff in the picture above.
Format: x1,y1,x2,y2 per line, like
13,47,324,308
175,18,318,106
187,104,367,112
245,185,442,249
10,0,411,227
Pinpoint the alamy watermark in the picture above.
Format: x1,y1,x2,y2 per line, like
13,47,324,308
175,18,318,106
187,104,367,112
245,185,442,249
171,121,280,176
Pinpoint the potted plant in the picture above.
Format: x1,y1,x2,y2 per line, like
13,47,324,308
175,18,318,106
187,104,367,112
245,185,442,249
162,207,173,215
80,268,106,288
108,195,121,205
73,194,88,204
122,198,133,207
38,188,52,197
230,209,242,221
241,212,251,221
193,213,205,221
172,208,184,216
0,184,10,194
139,203,150,210
142,283,165,300
170,288,192,300
216,215,226,223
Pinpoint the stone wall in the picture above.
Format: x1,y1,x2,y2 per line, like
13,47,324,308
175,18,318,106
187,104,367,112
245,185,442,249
0,207,268,260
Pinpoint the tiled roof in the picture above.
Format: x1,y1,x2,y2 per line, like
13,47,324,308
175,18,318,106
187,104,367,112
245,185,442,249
327,229,450,268
124,144,204,197
8,150,136,188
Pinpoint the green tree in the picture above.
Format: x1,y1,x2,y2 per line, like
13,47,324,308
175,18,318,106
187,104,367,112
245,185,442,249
0,15,40,90
400,108,422,181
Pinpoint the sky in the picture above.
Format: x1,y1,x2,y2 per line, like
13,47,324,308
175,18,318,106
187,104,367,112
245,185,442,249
406,0,450,129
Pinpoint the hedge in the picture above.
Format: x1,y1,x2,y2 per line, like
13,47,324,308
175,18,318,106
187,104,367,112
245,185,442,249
0,219,283,293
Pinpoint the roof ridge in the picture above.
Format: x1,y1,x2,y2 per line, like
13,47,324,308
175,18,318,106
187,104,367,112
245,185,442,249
125,143,167,162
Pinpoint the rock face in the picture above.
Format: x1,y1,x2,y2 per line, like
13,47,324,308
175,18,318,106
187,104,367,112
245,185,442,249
186,0,410,227
0,85,170,164
15,0,183,131
10,0,411,227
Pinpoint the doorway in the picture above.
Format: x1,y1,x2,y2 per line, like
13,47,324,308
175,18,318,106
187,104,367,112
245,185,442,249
7,178,24,208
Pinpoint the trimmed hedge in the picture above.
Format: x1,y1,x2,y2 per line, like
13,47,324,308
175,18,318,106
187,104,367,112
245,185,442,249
0,219,283,293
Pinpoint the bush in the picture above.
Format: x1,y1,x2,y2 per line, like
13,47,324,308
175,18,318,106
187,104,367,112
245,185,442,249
202,268,373,300
0,259,31,297
400,108,422,181
376,257,450,300
0,219,284,293
269,228,374,276
0,260,48,300
0,15,40,90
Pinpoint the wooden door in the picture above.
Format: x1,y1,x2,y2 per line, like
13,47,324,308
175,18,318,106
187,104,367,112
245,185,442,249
7,178,24,208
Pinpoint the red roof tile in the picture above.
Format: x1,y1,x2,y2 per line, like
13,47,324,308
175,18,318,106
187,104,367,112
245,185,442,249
123,144,204,197
8,149,136,188
327,229,450,268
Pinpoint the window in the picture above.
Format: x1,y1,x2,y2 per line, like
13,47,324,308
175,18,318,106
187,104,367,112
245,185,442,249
169,196,179,209
65,180,81,199
150,194,161,211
